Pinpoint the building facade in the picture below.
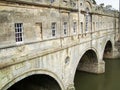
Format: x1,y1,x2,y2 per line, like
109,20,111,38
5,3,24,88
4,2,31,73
0,0,119,48
0,0,119,90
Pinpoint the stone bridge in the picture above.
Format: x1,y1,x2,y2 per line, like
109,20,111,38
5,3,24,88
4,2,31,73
0,28,119,90
0,0,119,90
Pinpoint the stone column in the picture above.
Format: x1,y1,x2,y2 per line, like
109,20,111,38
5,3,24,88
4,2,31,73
97,60,105,73
112,47,120,58
66,84,75,90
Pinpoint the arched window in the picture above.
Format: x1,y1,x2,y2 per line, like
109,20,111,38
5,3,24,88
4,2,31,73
85,8,90,32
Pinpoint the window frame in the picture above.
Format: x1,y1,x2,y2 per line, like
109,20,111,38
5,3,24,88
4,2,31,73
15,23,23,44
73,22,77,33
63,22,67,35
51,22,56,37
80,22,83,33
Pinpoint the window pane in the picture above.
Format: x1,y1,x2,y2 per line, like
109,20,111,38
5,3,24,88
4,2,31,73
64,22,67,35
15,23,23,42
73,22,77,33
52,22,56,36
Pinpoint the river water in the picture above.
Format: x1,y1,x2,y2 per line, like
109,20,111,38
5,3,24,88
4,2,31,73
74,59,120,90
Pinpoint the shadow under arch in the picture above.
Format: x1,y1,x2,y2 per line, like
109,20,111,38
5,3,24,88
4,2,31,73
2,70,64,90
74,49,100,89
76,49,98,73
103,40,113,59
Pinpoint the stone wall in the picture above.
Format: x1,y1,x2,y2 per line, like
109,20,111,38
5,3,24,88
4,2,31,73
0,0,119,90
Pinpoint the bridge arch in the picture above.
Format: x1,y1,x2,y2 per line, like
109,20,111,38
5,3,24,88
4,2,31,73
2,70,64,90
73,48,104,88
73,49,105,88
72,47,99,75
76,49,98,73
103,40,113,59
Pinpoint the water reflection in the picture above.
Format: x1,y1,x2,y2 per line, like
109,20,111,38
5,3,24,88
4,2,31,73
74,59,120,90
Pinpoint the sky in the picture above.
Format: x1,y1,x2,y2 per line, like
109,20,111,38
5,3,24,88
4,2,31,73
95,0,119,10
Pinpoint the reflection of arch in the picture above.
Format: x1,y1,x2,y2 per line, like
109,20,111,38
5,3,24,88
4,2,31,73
103,40,113,59
2,70,64,90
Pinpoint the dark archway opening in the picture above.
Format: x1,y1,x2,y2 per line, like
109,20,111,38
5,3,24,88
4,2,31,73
103,41,113,59
74,50,98,90
7,74,61,90
77,50,98,73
